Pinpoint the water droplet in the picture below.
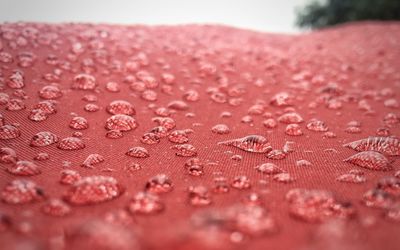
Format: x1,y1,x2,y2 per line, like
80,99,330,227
188,186,212,206
84,103,100,112
34,152,50,161
266,150,287,160
42,199,71,216
64,176,123,205
28,109,48,122
362,189,394,209
286,188,355,223
60,169,81,185
82,154,105,168
277,112,303,124
0,124,21,140
30,131,59,147
145,174,173,194
105,114,138,131
0,147,17,164
141,132,160,144
38,85,62,99
323,131,337,139
306,120,329,132
211,124,231,134
183,90,200,102
66,219,139,250
126,147,149,158
296,159,312,167
285,124,303,136
255,163,284,175
34,100,57,114
168,100,189,111
227,204,278,236
105,81,120,92
152,117,176,130
343,136,400,156
336,170,366,183
6,98,25,111
184,158,204,176
149,126,169,138
344,151,392,171
105,129,123,139
168,129,191,143
69,116,89,130
1,179,44,204
171,144,197,157
218,135,272,153
127,192,164,215
58,137,85,150
273,173,294,183
232,176,251,189
7,160,41,176
7,70,25,89
106,100,135,115
141,90,158,101
72,74,97,90
270,92,293,107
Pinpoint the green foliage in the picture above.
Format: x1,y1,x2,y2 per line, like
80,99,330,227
296,0,400,29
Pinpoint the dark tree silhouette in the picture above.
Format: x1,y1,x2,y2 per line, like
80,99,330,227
296,0,400,29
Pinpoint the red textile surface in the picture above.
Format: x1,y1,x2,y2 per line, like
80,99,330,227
0,22,400,250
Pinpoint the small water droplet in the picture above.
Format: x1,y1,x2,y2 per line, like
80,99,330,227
126,146,149,158
211,124,231,134
171,144,197,157
81,154,105,168
232,176,251,189
69,116,89,130
42,199,71,217
145,174,173,194
188,185,212,206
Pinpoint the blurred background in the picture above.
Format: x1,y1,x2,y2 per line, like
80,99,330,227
0,0,399,33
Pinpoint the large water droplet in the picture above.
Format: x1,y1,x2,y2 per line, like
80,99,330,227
344,151,392,171
1,179,44,204
0,124,21,140
218,135,272,153
30,131,58,147
7,160,41,176
106,100,135,115
58,137,85,150
344,136,400,156
105,114,138,131
64,176,123,205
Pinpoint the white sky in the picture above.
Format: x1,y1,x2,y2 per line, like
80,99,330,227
0,0,309,33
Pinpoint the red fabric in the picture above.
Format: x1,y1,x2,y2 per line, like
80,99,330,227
0,22,400,250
